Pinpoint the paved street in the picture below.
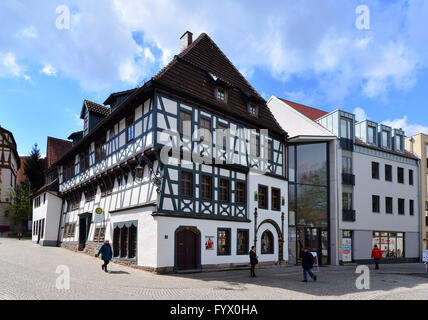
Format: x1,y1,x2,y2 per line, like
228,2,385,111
1,238,428,300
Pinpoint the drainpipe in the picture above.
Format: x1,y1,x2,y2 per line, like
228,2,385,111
56,197,65,247
418,159,422,262
335,139,340,266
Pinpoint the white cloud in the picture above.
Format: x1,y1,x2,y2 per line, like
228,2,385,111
353,107,368,122
41,64,57,77
0,0,427,101
0,51,31,81
382,116,428,137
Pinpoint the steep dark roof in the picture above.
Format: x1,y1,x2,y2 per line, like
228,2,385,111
279,98,329,121
153,33,286,137
46,137,72,169
103,88,137,106
80,100,110,118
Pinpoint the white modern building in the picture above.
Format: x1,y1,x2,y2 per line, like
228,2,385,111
268,96,420,265
38,32,288,273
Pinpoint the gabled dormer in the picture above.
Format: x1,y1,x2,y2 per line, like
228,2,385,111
80,100,110,137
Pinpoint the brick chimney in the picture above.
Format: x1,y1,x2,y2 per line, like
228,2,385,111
180,31,193,51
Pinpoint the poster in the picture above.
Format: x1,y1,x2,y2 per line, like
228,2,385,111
342,238,352,262
423,250,428,262
205,236,214,250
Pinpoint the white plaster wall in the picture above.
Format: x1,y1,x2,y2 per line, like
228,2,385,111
32,192,62,243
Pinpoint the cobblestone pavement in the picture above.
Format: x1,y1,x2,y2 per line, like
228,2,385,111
1,238,428,300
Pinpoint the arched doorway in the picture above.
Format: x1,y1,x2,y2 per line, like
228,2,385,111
175,226,201,271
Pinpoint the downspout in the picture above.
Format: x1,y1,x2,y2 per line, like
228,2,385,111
418,159,422,261
335,138,340,265
56,197,65,247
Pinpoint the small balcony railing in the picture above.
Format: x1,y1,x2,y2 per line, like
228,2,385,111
342,173,355,186
343,210,356,222
340,138,354,151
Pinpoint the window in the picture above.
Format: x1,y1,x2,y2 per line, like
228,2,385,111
410,200,414,216
368,126,376,144
268,141,273,162
342,192,353,210
237,230,249,255
95,137,106,162
382,131,389,148
385,165,392,182
236,182,246,204
217,124,228,148
343,156,352,174
126,115,135,143
43,193,46,204
216,85,227,102
80,150,89,172
372,195,380,213
84,115,89,134
261,230,274,254
397,167,404,184
409,170,414,186
272,188,281,211
251,135,261,157
258,185,268,209
219,179,230,202
372,162,379,179
201,175,212,200
101,178,114,197
372,232,404,258
249,102,258,117
113,223,137,260
181,172,193,198
94,228,105,243
85,185,96,202
398,198,405,215
217,229,231,255
385,197,393,214
34,196,41,208
340,118,352,139
179,111,192,136
200,118,211,142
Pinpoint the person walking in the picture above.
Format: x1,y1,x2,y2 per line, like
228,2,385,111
302,248,317,282
96,240,113,273
249,246,258,277
371,245,383,270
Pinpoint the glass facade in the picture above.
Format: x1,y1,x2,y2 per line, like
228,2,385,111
372,232,404,258
288,142,329,265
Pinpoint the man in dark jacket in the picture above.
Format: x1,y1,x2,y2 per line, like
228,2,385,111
302,248,317,282
96,240,113,273
249,246,258,277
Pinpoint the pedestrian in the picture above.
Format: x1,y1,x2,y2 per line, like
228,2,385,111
371,244,382,270
96,240,113,273
302,248,317,282
249,246,258,277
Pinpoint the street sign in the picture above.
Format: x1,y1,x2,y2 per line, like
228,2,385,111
423,250,428,262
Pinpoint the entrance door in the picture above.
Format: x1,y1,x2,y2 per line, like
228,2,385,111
78,214,92,250
297,227,326,265
176,229,198,270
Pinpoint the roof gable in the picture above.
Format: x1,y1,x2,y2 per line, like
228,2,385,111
279,98,328,121
80,100,110,119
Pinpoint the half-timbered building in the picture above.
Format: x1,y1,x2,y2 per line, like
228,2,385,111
53,32,288,272
0,126,19,235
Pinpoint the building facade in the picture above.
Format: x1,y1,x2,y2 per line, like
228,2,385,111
0,126,19,235
39,32,288,272
268,96,420,265
406,133,428,252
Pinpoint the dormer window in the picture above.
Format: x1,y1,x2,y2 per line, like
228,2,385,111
216,85,227,102
84,115,89,135
249,102,258,117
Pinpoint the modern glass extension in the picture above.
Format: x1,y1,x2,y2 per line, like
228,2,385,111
288,142,330,265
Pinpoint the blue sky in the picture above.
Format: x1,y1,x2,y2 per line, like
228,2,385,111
1,0,428,155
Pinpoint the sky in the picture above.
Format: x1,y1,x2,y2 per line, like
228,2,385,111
1,0,428,156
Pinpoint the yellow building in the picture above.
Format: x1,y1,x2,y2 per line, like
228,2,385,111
406,134,428,251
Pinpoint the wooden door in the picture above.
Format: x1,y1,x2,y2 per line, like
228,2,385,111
176,230,197,270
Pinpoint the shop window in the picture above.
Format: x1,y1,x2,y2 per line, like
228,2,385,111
372,231,404,258
237,230,249,255
217,228,231,255
113,223,137,260
261,230,274,254
94,228,105,243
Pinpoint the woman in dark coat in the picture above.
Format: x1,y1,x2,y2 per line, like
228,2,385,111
96,240,113,273
302,248,317,282
249,246,258,277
